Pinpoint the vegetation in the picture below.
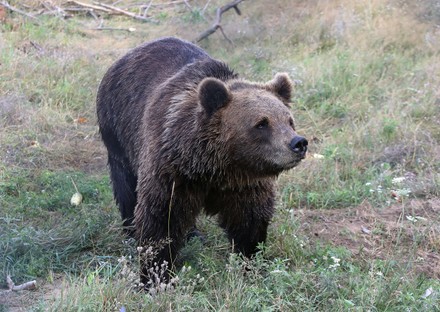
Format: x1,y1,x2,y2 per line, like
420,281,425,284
1,0,439,310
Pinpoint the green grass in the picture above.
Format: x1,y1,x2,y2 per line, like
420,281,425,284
1,0,439,310
44,235,440,311
0,169,119,284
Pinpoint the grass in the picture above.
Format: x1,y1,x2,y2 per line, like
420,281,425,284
1,0,440,310
0,169,118,282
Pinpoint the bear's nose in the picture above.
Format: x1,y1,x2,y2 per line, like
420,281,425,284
290,136,308,157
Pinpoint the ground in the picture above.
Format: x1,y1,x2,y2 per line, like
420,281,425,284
0,0,439,311
296,199,440,279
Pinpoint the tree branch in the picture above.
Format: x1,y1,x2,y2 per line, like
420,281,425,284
194,0,245,43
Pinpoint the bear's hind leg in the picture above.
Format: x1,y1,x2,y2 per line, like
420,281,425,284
108,154,137,237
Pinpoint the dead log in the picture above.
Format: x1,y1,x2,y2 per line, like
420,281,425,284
194,0,245,43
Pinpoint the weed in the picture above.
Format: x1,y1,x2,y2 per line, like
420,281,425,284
156,11,169,22
181,9,204,24
381,117,399,142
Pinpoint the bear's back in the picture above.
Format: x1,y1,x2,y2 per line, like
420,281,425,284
96,38,210,168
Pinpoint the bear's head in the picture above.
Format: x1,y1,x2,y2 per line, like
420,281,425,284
198,73,308,177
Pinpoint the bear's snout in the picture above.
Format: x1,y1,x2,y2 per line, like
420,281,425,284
290,136,308,158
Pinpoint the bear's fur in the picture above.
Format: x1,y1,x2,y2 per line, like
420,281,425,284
96,37,307,285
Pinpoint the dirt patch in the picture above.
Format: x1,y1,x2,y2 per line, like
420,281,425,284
0,275,65,312
295,199,440,278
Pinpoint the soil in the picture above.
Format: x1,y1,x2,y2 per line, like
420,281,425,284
294,198,440,278
0,275,65,312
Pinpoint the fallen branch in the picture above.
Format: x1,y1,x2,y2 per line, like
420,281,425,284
127,1,188,8
0,0,40,23
140,0,153,18
66,1,112,13
183,0,192,11
63,7,99,20
94,26,136,32
6,275,37,291
39,1,70,18
195,0,245,43
202,0,212,15
93,1,156,22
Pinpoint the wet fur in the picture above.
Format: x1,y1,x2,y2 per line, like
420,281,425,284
97,37,297,285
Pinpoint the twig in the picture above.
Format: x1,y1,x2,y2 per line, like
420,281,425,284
30,41,45,54
183,0,192,11
94,26,136,32
218,25,233,45
158,0,187,6
39,0,54,12
142,0,153,18
6,275,37,291
202,0,212,15
70,177,79,193
195,0,245,43
63,8,100,21
0,0,40,23
168,181,176,268
135,1,186,8
88,9,99,21
93,1,155,22
40,1,69,18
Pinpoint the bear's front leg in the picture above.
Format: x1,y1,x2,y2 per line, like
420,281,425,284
207,181,276,257
134,177,201,289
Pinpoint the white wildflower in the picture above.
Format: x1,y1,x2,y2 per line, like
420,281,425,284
328,256,341,270
392,177,406,185
406,215,417,223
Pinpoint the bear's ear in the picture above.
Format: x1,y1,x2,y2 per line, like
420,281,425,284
266,73,293,105
198,77,231,117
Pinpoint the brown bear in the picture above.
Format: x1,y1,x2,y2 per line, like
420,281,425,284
96,37,307,287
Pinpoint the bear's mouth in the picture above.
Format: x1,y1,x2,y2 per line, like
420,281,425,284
284,157,304,169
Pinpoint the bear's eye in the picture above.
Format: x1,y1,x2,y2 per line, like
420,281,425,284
289,117,295,129
255,118,269,130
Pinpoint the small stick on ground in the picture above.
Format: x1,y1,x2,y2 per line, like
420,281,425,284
194,0,245,43
202,0,212,15
183,0,193,11
70,177,79,193
6,275,37,291
126,1,186,9
94,26,136,32
142,0,153,18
